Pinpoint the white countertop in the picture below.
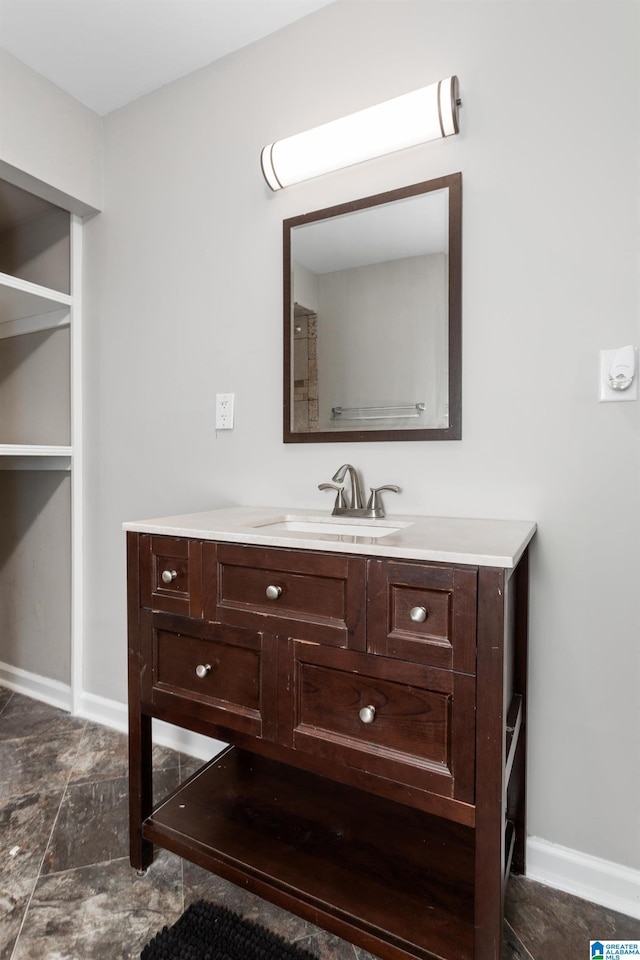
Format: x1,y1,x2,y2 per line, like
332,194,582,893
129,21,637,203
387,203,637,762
123,506,536,568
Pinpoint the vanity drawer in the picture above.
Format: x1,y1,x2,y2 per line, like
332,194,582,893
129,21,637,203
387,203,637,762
368,560,477,673
139,535,202,617
283,641,475,803
202,543,366,649
142,611,277,741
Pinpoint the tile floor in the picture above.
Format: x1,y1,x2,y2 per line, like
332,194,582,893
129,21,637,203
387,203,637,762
1,687,638,959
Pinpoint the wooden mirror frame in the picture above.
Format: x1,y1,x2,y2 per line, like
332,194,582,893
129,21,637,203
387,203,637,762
283,174,461,443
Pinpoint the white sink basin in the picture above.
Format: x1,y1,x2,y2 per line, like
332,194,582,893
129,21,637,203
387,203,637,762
253,516,410,539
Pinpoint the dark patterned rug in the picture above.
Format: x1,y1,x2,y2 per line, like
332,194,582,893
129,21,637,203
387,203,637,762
140,901,318,960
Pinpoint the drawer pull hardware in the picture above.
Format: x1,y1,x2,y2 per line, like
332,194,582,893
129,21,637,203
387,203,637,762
410,605,428,623
265,585,282,600
195,663,212,679
161,569,178,584
359,704,376,724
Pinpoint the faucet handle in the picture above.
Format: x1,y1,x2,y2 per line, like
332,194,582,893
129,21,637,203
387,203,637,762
318,482,347,513
366,484,400,518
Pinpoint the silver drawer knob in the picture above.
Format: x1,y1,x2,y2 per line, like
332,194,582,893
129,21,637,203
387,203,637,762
359,704,376,724
195,663,211,679
265,585,282,600
161,569,177,584
410,605,428,623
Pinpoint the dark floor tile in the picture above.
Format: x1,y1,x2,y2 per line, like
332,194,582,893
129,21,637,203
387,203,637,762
0,876,36,960
0,788,63,884
70,721,180,785
41,767,181,875
41,775,129,875
506,874,640,959
68,723,130,784
0,693,85,743
12,850,183,960
503,919,535,959
179,752,206,781
0,688,12,716
0,728,83,800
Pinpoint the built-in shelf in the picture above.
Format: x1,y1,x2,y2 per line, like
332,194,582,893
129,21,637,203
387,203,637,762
0,444,72,470
0,177,83,709
0,444,72,456
0,272,71,339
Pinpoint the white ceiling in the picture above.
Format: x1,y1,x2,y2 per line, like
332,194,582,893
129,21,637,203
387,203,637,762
0,0,335,115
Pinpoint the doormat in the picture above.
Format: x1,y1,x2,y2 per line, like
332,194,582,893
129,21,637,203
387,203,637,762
140,900,318,960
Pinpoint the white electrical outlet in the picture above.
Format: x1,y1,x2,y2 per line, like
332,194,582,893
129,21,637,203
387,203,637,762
216,393,235,429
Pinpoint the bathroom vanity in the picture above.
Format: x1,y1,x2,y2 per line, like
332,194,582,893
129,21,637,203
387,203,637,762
126,506,535,960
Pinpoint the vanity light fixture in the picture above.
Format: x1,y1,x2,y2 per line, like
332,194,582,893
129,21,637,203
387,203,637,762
261,76,460,191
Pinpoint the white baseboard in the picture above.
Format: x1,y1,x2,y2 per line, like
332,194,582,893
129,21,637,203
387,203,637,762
75,690,227,762
0,660,72,711
75,689,128,734
527,836,640,920
2,663,638,920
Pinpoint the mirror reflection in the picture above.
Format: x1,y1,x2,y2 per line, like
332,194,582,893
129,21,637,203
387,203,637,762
283,175,461,443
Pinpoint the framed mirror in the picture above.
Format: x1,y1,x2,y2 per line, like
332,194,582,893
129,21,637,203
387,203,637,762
283,173,461,443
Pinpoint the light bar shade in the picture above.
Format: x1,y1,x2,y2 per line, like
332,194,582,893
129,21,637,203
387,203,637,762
261,76,459,191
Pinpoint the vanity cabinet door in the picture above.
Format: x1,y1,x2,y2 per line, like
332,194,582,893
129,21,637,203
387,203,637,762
368,560,477,674
141,611,277,741
202,543,366,649
282,641,475,804
139,535,203,617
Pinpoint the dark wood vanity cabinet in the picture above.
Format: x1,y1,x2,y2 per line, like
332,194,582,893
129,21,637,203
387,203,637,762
128,532,530,960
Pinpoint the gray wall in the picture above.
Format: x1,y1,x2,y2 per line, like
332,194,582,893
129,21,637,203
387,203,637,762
0,49,102,212
82,0,638,873
0,328,70,445
0,471,71,682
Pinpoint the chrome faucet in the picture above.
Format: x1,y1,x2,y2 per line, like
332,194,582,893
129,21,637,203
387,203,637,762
332,463,364,510
318,464,400,519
